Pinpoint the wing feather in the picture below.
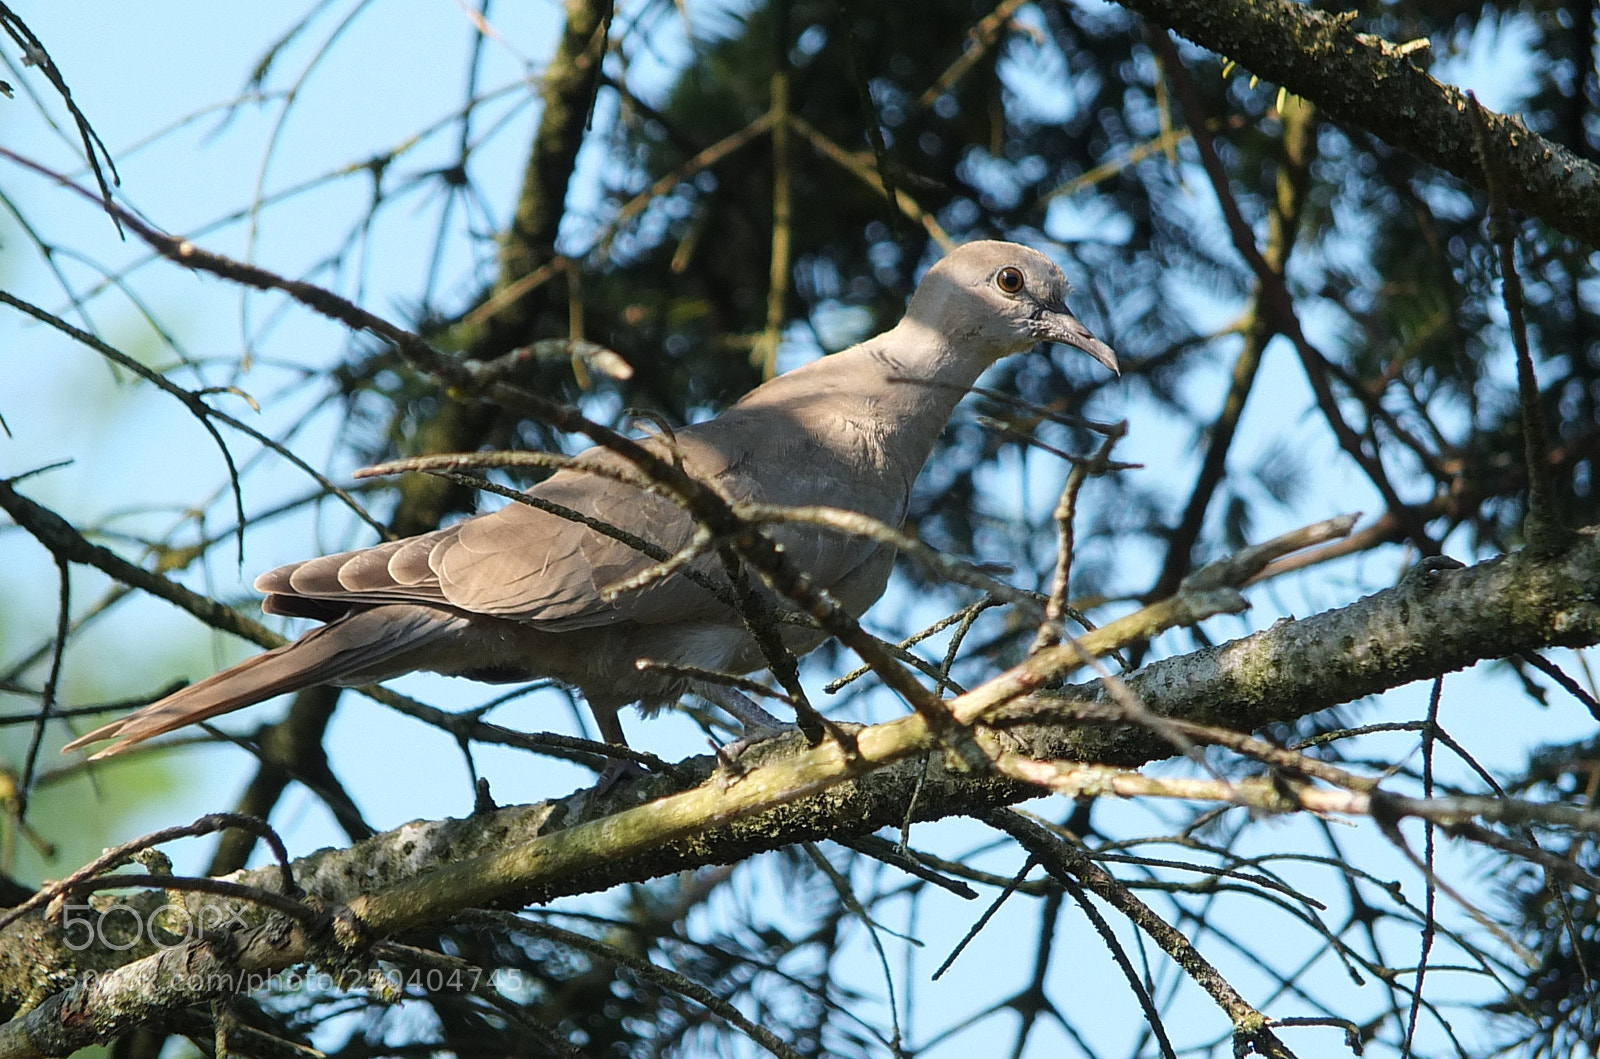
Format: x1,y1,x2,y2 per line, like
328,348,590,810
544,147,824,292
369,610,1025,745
256,406,903,628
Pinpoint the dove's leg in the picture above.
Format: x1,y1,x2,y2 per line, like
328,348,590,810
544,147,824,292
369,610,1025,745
588,696,647,792
589,684,798,790
694,682,798,761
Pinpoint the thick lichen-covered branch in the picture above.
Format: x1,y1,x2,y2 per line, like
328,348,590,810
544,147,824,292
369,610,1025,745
1118,0,1600,248
5,531,1600,1053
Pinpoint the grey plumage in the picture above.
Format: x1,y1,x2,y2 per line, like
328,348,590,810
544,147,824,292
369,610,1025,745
63,241,1117,760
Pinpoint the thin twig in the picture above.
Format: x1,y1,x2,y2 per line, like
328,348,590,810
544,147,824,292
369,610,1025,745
633,661,794,706
1057,869,1180,1059
17,554,69,815
1151,34,1436,557
1468,91,1573,557
0,812,297,933
914,0,1029,111
827,599,1000,694
932,855,1037,980
50,873,319,926
832,833,978,899
0,478,286,656
989,809,1297,1057
787,116,954,250
0,6,121,230
1034,423,1126,651
755,71,792,379
461,911,807,1059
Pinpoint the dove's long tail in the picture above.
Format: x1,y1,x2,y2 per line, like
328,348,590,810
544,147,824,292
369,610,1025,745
62,605,464,759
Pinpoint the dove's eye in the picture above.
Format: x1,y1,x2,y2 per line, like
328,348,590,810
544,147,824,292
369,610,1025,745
995,266,1025,294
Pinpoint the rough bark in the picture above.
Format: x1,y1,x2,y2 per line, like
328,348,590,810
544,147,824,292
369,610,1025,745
1118,0,1600,248
4,531,1599,1055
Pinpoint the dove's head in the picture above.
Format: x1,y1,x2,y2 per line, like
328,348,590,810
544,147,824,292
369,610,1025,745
906,240,1118,373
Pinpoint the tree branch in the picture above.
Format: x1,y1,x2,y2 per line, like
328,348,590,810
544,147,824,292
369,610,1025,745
7,530,1600,1047
1119,0,1600,247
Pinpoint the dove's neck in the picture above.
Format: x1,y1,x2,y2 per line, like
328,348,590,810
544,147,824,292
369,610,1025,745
847,315,1005,465
734,316,1013,490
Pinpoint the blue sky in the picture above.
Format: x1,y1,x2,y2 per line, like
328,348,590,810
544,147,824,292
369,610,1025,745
1,3,1594,1055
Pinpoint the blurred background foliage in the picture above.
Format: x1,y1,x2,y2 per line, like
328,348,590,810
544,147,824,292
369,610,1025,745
3,0,1599,1055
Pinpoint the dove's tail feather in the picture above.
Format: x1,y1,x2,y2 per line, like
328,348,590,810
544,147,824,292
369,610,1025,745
62,606,461,759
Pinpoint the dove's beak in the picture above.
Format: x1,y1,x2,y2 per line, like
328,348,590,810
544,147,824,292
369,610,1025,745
1046,310,1119,376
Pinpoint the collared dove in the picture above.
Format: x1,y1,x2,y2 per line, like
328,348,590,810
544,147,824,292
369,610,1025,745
64,241,1116,762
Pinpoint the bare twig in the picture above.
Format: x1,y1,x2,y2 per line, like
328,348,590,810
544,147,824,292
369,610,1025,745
0,478,286,656
953,515,1359,724
1151,35,1436,557
755,71,793,379
1468,92,1573,557
0,5,120,230
989,809,1297,1057
0,812,296,934
1035,422,1127,651
827,598,1001,694
16,555,69,815
1148,93,1315,601
914,0,1030,111
787,116,954,250
1121,0,1600,246
49,873,319,927
460,911,806,1059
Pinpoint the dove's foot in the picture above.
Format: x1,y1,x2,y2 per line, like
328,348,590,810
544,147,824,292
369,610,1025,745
694,681,789,732
594,758,647,795
721,719,802,760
